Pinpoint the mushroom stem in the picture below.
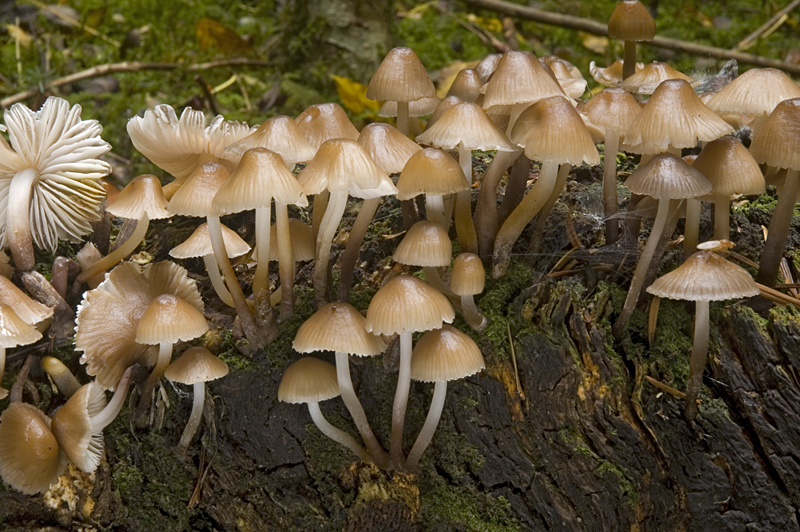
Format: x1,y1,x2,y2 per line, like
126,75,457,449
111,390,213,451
685,300,710,421
425,194,448,228
613,198,671,339
475,149,522,260
405,380,447,472
314,191,348,308
91,366,133,431
396,102,410,137
253,204,275,328
683,198,701,258
334,351,392,469
51,257,70,299
6,168,38,271
527,164,572,261
175,381,205,459
338,197,381,302
493,161,560,279
77,214,150,282
312,191,329,242
275,203,295,320
139,342,173,410
756,168,800,287
461,295,488,330
391,331,413,469
202,254,234,307
42,356,81,398
713,194,731,241
603,131,621,244
307,401,369,461
622,42,637,79
0,347,7,400
497,153,531,227
455,145,478,254
422,266,454,297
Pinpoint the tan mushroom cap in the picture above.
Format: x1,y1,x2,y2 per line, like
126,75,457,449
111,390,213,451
213,148,308,214
136,293,209,345
379,97,440,118
296,103,360,151
365,275,454,336
608,0,656,41
447,69,482,102
0,403,66,495
393,220,452,267
107,174,171,220
512,96,600,165
647,249,759,301
410,324,485,382
426,96,463,130
749,98,800,170
167,162,231,218
475,54,502,84
416,102,515,152
482,51,566,113
170,222,250,259
706,68,800,117
164,346,229,385
367,47,436,103
692,136,765,197
625,153,712,199
0,251,11,279
357,123,423,174
619,62,695,95
449,253,485,296
589,60,644,87
0,303,42,347
277,357,340,404
297,139,395,199
266,219,315,262
51,382,106,472
581,88,642,139
397,148,468,200
224,115,316,165
0,275,53,325
294,302,386,357
624,79,734,153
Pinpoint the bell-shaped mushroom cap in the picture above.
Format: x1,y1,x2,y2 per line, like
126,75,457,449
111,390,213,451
512,96,601,165
367,47,436,103
296,139,395,199
164,346,229,385
450,253,485,296
393,220,452,267
625,153,712,199
167,162,231,218
268,219,315,262
447,69,482,102
214,148,308,215
544,59,588,99
277,357,340,404
624,79,734,153
0,275,53,325
397,148,468,200
107,174,171,220
426,96,463,130
647,249,759,301
76,261,203,390
136,293,209,345
0,303,42,347
581,88,642,137
608,0,656,41
296,103,359,151
127,104,254,180
51,382,106,472
0,251,11,278
619,62,695,95
482,51,566,112
589,60,644,87
170,222,250,259
0,97,111,253
379,97,440,118
0,403,66,495
750,98,800,170
357,123,422,174
692,136,765,197
410,325,485,383
223,115,316,165
294,302,386,357
365,275,454,335
475,54,502,83
416,102,515,152
706,68,800,117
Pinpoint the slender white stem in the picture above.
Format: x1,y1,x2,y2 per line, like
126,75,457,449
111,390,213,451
425,194,447,227
202,254,234,307
506,103,527,137
685,300,710,421
175,382,205,458
77,214,150,282
461,295,487,330
475,149,522,260
757,168,800,286
275,203,294,320
141,342,173,400
253,204,272,316
406,380,447,471
307,401,368,461
603,132,620,244
713,194,731,241
6,168,38,271
314,191,348,307
422,266,454,297
0,347,7,400
338,197,381,302
397,102,410,137
391,332,413,469
91,367,133,431
312,191,329,243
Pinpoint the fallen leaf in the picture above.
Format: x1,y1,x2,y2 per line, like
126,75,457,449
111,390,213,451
580,32,608,54
330,74,380,115
6,24,33,48
196,18,250,54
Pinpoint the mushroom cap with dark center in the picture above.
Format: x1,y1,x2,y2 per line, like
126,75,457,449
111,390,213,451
393,220,452,268
608,0,656,41
294,302,386,357
365,275,454,336
297,139,394,199
135,293,209,345
295,103,359,151
278,357,340,404
624,153,712,200
692,136,765,197
581,88,642,141
410,324,485,382
481,51,566,113
357,123,422,175
164,346,229,385
447,69,482,102
367,47,436,103
647,249,759,301
396,148,467,200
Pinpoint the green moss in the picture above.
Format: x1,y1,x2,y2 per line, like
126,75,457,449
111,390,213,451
418,475,519,532
595,461,637,509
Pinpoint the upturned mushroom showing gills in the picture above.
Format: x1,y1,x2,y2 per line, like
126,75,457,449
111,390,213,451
0,97,111,272
0,303,42,399
647,241,758,420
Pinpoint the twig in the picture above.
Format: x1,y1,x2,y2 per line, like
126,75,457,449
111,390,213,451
506,322,524,400
644,375,702,404
735,0,800,51
25,0,121,47
758,282,800,308
194,74,219,115
9,355,35,403
462,0,800,75
728,251,759,269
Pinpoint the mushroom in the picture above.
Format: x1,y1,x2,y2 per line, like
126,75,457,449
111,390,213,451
278,357,368,461
619,62,695,95
589,59,644,87
647,240,759,420
0,97,110,272
41,356,81,398
266,219,315,307
0,304,42,399
405,325,484,471
294,302,391,468
164,347,229,458
607,1,656,80
450,253,488,330
396,148,467,229
0,251,11,278
446,69,482,102
392,220,454,297
223,115,316,169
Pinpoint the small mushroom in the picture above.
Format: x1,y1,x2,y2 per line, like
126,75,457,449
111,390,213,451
41,356,81,398
607,1,656,80
450,253,488,330
0,304,42,399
